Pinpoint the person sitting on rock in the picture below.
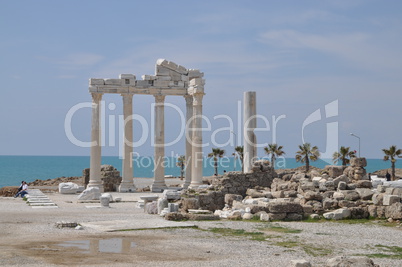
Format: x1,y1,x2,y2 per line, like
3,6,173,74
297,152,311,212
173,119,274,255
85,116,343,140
14,181,28,198
16,180,24,193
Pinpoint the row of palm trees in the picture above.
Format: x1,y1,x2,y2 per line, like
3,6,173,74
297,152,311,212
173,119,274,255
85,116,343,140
176,144,402,180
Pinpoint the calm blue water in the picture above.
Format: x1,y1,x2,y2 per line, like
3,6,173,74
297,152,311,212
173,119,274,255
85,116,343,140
0,155,400,188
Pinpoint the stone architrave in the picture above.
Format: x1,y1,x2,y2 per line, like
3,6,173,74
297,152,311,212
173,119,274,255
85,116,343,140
88,93,104,192
119,93,136,192
151,94,167,192
243,91,257,173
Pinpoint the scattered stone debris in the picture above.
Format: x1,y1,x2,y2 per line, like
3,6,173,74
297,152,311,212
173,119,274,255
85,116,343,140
55,221,78,228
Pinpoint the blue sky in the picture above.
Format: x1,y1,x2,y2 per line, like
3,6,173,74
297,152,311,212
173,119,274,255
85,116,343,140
1,0,401,159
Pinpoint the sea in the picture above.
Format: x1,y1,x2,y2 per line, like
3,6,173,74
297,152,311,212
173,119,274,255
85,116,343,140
0,155,400,188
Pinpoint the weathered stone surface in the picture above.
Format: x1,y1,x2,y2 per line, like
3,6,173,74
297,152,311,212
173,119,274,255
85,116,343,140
333,175,350,187
77,187,101,200
100,196,110,207
224,194,243,207
268,202,303,213
323,198,339,210
260,213,270,221
325,256,377,267
338,200,357,208
338,181,347,190
350,158,367,168
372,193,384,206
83,165,122,192
333,192,345,200
157,198,168,214
302,205,313,214
323,208,351,220
145,201,158,214
165,212,186,221
290,259,311,267
59,182,80,194
349,207,369,219
162,189,181,200
168,203,179,213
355,180,372,188
346,183,357,190
355,188,374,200
304,191,323,201
341,190,360,201
272,191,285,198
101,193,113,202
181,198,200,211
268,212,286,220
324,165,345,178
385,203,402,219
383,195,400,206
187,213,220,220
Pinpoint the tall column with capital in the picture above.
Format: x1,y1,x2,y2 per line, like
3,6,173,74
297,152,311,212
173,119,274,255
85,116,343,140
151,94,167,192
88,92,103,190
243,91,257,173
190,93,204,187
119,93,136,192
183,95,193,188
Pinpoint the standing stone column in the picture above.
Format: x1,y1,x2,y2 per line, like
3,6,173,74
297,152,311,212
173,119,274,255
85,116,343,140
183,95,193,188
88,92,103,191
119,93,136,192
151,94,167,192
243,91,257,173
190,93,204,187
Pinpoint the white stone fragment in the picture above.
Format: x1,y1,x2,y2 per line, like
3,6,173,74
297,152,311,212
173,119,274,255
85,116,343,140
59,182,80,194
323,208,351,220
383,195,400,206
162,189,181,200
77,187,101,200
260,213,270,221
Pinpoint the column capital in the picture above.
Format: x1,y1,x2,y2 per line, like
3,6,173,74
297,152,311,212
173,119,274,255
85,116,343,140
154,94,166,103
91,92,103,102
184,94,193,105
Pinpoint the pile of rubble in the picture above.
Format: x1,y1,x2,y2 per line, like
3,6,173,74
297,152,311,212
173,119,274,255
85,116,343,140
83,165,122,192
156,158,402,222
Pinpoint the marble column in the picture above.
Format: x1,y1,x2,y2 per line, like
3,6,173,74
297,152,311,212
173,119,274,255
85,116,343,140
88,92,103,191
151,94,167,192
243,91,257,173
183,95,193,188
119,93,136,192
190,93,204,187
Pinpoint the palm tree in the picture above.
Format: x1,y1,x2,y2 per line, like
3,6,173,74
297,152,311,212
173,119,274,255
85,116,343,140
264,143,285,170
295,143,320,172
208,148,225,176
234,146,244,172
382,145,402,181
332,146,356,167
176,155,186,180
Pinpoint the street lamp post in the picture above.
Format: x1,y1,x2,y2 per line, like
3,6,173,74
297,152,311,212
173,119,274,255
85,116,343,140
231,131,237,171
350,133,361,157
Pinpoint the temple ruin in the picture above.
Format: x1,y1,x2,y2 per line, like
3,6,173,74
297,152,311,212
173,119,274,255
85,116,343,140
87,59,205,192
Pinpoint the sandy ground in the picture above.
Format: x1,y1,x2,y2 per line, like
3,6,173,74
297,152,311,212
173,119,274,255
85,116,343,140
1,178,402,267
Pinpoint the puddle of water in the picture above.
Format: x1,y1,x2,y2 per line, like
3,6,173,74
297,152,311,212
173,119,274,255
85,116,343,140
58,238,136,254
